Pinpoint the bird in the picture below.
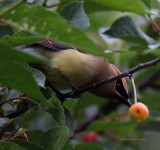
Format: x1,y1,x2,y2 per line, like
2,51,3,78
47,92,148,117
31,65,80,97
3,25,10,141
17,40,131,107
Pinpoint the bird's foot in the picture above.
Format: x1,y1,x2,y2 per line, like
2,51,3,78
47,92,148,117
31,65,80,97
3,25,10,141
61,75,81,99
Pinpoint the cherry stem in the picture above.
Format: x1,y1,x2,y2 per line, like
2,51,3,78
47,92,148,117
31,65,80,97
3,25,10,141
130,75,137,103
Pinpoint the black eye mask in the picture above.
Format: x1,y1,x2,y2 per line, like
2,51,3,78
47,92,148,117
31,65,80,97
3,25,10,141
116,79,128,99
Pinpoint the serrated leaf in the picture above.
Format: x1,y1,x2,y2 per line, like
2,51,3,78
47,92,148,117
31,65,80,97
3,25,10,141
1,34,45,47
47,98,65,126
11,139,45,150
26,130,44,145
29,68,46,88
87,0,151,15
63,99,78,112
64,108,74,136
0,141,25,150
0,25,14,38
75,143,104,150
3,4,103,56
0,42,46,62
58,0,151,14
20,105,44,127
0,60,48,105
141,0,151,9
61,140,72,150
39,126,69,150
104,16,156,46
60,1,90,30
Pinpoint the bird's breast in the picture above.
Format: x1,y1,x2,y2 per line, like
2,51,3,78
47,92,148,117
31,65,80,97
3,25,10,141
44,49,104,89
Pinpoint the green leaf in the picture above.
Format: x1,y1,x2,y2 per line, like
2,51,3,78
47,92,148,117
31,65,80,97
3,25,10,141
86,120,141,138
39,126,69,150
0,141,25,150
20,105,44,127
26,130,44,145
60,1,90,30
75,92,105,112
139,92,160,110
75,143,104,150
29,68,46,88
64,108,74,136
0,25,14,38
61,140,72,150
0,42,47,62
63,99,78,112
141,0,151,9
3,4,103,56
87,0,151,15
47,98,65,126
11,139,45,150
104,16,155,45
1,31,46,47
59,0,151,14
0,60,47,105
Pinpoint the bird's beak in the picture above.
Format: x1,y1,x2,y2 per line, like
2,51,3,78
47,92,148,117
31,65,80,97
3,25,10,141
120,96,131,107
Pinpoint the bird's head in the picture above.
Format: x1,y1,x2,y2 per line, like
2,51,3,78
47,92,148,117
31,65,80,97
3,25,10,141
110,64,131,107
115,78,131,107
90,62,131,107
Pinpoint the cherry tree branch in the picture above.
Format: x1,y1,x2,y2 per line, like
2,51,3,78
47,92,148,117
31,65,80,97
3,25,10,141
75,57,160,95
74,68,160,134
42,1,61,8
2,58,160,120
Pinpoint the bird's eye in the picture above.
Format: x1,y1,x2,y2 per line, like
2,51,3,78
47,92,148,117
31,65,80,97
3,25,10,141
116,79,128,99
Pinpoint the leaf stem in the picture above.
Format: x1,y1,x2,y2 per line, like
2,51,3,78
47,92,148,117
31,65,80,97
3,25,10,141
0,0,24,17
130,75,137,103
148,15,160,34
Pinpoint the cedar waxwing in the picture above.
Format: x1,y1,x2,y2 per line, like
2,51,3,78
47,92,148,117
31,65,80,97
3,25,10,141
17,40,131,107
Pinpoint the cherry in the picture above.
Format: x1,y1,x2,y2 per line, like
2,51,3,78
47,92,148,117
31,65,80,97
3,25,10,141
15,133,28,141
82,132,99,142
129,102,149,121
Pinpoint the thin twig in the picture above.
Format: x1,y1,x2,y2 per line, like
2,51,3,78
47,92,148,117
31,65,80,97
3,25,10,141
43,2,61,8
74,69,160,134
6,103,37,119
78,57,160,94
43,0,48,6
0,0,24,17
0,18,18,32
5,126,21,140
0,97,27,106
0,119,14,139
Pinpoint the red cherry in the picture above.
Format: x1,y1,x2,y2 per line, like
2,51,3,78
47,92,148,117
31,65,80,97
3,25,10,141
15,133,28,141
82,133,99,142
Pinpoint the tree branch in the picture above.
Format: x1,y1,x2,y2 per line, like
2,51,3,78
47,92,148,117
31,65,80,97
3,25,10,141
43,2,61,8
0,119,14,139
79,57,160,94
64,57,160,100
74,68,160,134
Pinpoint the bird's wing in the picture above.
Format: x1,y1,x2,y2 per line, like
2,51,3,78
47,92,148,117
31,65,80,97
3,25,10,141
37,40,77,51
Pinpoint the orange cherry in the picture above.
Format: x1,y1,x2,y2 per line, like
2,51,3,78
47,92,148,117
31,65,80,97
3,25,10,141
129,102,149,121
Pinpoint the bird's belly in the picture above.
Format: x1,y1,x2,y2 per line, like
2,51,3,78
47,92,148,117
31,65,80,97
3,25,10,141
35,49,103,89
41,64,92,89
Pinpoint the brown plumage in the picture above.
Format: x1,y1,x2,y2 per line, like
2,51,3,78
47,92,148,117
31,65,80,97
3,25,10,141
17,40,131,107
